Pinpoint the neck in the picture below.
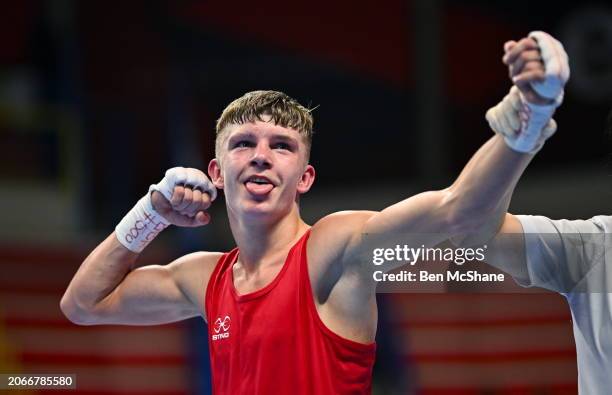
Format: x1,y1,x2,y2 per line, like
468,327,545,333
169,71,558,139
228,204,309,272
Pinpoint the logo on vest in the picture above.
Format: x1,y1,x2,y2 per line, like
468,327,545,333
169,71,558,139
212,315,231,341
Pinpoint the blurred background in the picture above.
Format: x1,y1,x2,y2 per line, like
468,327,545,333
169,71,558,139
1,0,612,394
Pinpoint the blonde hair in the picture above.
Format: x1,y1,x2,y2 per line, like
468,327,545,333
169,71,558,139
215,90,314,161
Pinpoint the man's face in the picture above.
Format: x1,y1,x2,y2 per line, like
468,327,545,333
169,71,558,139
208,117,315,222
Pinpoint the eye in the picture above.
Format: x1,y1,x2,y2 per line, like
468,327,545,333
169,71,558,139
272,142,291,150
233,140,253,149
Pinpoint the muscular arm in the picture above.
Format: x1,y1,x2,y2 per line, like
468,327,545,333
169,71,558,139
351,135,533,273
346,34,567,275
61,168,219,326
306,141,531,342
60,232,221,325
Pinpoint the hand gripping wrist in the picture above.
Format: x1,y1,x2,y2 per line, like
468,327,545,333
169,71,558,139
486,86,557,154
115,194,170,253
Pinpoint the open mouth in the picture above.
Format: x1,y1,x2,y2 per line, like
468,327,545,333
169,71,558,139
244,175,275,195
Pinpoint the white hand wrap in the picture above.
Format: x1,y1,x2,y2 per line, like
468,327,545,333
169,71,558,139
115,167,216,253
149,166,217,202
528,31,570,105
486,86,557,154
115,195,170,253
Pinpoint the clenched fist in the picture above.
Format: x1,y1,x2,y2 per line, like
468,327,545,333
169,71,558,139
486,31,569,154
150,167,216,227
502,31,569,105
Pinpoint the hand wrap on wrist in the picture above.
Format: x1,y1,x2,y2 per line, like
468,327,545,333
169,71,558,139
115,195,170,253
486,86,557,154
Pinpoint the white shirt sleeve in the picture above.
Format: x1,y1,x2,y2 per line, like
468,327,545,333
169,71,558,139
515,215,607,293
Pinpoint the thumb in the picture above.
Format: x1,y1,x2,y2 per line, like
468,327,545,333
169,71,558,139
191,211,211,226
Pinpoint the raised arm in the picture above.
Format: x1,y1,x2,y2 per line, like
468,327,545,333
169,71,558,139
336,32,569,275
60,167,219,325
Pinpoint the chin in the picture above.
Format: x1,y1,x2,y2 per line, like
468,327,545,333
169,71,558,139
240,199,275,216
240,198,293,221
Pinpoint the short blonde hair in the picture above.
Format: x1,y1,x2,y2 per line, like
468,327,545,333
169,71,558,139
215,90,314,161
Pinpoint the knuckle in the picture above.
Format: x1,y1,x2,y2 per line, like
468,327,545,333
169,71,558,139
166,167,180,177
171,187,184,200
527,37,538,47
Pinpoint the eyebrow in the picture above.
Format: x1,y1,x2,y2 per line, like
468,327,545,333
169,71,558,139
228,131,255,141
227,131,299,145
270,134,299,145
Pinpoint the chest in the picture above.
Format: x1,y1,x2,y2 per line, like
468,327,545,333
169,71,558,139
208,273,305,361
232,262,285,295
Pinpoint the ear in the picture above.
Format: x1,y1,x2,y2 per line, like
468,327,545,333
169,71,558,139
297,164,315,194
208,158,224,189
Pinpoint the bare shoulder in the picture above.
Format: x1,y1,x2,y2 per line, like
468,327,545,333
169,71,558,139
308,210,377,275
308,211,377,256
166,251,225,322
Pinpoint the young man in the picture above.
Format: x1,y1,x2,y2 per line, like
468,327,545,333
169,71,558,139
61,32,568,394
480,34,610,395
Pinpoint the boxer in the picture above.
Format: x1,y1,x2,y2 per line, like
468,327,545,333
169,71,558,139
61,31,568,394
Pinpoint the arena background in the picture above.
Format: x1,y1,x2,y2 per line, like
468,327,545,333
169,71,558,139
1,1,611,394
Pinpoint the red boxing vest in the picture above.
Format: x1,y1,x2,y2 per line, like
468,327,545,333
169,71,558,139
205,229,376,394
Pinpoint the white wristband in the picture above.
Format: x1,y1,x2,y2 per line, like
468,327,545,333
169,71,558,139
509,90,557,153
486,86,557,154
115,194,170,253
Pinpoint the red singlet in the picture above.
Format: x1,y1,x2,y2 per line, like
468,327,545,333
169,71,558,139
205,229,376,394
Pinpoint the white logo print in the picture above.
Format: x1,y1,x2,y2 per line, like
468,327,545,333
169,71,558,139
212,315,231,341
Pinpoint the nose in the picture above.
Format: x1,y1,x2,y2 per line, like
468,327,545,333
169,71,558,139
250,143,272,168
